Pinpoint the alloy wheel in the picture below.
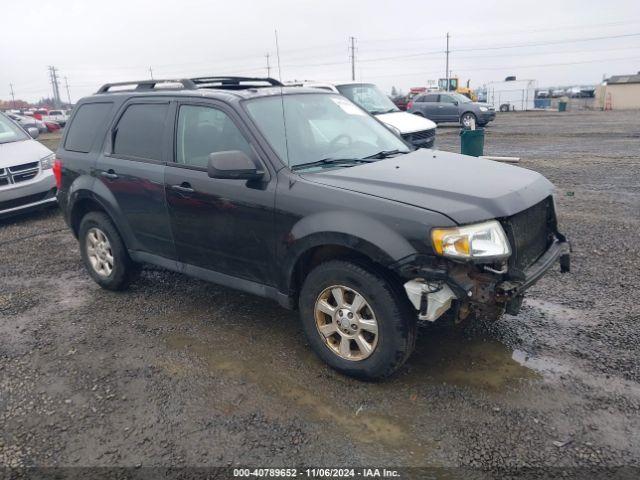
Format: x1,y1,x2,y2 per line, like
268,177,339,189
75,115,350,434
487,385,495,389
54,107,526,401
314,285,379,361
86,227,114,277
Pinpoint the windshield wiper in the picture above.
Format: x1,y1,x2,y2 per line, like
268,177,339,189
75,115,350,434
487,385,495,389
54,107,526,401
362,149,408,160
291,158,373,171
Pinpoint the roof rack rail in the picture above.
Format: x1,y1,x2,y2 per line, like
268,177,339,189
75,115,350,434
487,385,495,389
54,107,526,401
189,76,283,89
96,79,197,94
96,76,283,94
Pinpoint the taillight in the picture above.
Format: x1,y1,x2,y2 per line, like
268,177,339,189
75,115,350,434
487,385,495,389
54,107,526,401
53,158,62,189
407,101,414,110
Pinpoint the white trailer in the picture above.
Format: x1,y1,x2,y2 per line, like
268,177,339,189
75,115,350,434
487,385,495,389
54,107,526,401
485,78,537,112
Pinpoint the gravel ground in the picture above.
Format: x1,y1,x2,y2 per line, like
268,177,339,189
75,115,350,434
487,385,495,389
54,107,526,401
1,110,639,473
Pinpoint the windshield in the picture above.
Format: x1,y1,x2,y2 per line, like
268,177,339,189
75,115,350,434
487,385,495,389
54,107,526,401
335,84,399,115
0,114,28,144
244,93,410,170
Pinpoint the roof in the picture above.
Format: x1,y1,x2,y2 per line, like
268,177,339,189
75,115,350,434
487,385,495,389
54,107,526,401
85,77,328,103
607,74,640,85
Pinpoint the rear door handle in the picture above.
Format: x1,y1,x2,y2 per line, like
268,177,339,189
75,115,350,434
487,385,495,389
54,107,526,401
100,169,119,179
171,182,195,194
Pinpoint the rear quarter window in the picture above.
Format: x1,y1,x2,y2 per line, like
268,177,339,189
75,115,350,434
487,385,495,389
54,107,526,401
64,102,114,153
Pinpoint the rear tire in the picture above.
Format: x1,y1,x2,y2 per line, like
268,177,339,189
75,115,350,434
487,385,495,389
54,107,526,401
79,212,138,291
412,111,424,117
299,260,416,379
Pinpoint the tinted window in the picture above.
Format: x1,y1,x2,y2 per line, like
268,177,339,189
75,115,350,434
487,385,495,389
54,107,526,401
113,103,168,160
424,94,438,102
440,95,457,104
64,102,113,153
176,105,252,168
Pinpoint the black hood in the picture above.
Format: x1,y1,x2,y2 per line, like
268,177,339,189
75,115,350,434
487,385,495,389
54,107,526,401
301,149,554,224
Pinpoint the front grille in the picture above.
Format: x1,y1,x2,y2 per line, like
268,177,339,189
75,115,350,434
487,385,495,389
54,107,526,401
402,129,435,146
9,162,39,172
501,196,555,273
0,161,40,186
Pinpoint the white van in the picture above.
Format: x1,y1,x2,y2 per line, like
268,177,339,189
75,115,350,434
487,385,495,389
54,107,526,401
292,82,437,148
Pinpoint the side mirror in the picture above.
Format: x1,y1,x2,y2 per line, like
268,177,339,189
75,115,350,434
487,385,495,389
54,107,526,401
27,127,39,139
453,101,459,106
207,150,263,180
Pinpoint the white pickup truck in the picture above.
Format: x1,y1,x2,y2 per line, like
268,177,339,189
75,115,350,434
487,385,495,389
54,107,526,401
33,109,69,127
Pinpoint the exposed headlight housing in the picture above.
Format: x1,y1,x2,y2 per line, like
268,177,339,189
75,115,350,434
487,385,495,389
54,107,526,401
479,106,488,112
40,153,55,170
431,220,511,260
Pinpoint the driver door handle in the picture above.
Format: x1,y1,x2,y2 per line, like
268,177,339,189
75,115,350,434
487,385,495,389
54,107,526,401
100,169,119,180
171,182,195,194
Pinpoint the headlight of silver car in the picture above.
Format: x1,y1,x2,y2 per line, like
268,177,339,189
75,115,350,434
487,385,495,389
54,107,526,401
479,106,488,112
40,153,55,170
431,220,511,260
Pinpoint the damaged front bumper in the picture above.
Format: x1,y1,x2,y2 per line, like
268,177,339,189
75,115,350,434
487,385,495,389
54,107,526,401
401,239,571,322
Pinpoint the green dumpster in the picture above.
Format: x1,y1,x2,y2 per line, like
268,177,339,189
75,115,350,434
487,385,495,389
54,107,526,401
558,101,567,112
460,128,485,157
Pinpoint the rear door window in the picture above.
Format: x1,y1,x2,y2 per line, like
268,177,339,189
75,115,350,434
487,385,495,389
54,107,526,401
424,94,438,102
113,103,169,161
64,102,113,153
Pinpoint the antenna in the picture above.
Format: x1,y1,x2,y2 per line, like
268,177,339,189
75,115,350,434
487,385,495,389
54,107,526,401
274,29,290,167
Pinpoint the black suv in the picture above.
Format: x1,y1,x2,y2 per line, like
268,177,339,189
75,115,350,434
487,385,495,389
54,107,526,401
56,76,570,379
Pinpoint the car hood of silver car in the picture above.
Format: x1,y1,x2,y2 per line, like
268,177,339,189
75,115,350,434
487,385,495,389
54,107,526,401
0,138,52,169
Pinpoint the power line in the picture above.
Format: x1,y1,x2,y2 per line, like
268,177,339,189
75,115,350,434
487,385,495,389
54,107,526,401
364,54,640,79
455,32,640,53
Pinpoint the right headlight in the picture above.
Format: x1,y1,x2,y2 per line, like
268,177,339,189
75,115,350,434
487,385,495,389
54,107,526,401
431,220,511,260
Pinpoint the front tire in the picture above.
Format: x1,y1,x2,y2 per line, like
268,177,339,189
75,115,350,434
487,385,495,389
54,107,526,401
299,260,416,379
79,212,138,290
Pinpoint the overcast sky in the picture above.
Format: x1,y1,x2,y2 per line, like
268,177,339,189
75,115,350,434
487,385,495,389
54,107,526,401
2,0,640,103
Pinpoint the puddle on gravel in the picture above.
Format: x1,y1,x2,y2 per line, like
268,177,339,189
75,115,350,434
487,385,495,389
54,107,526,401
402,331,539,390
165,333,410,449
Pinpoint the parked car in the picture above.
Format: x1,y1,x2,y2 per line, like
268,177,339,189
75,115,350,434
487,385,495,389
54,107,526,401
46,109,69,127
6,113,48,134
0,112,57,218
32,109,68,127
291,82,438,149
44,121,62,133
56,76,570,379
408,92,496,127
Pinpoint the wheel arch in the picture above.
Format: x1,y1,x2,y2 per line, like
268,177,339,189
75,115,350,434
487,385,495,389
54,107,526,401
68,184,135,250
281,211,418,305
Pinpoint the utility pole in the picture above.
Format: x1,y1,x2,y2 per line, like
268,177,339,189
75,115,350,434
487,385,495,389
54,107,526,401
9,83,16,109
48,66,62,108
64,77,72,105
149,67,154,80
349,36,356,81
445,32,450,91
265,53,271,77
